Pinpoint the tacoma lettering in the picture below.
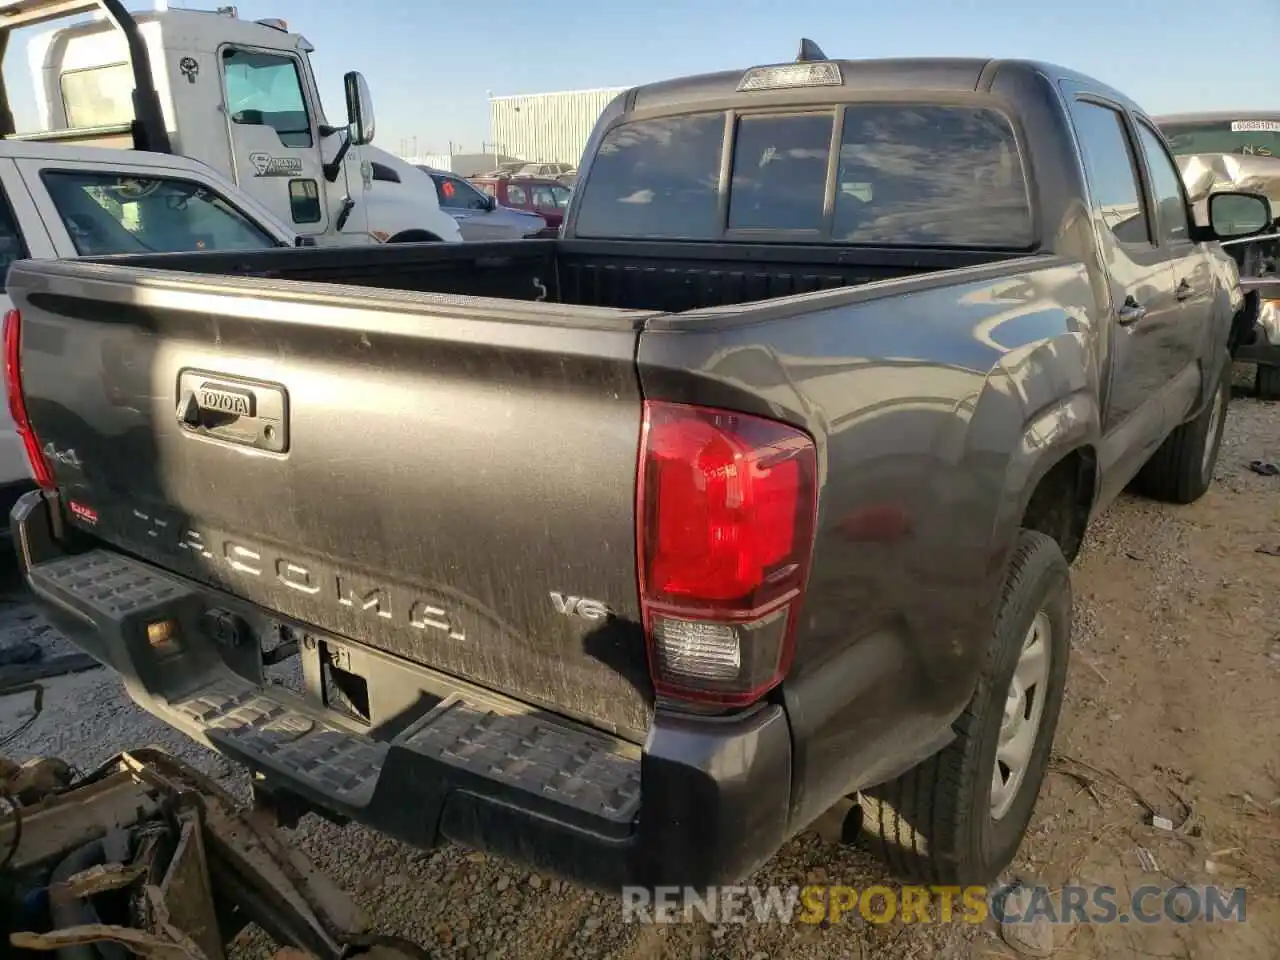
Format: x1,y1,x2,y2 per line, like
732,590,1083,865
336,578,392,619
126,512,468,641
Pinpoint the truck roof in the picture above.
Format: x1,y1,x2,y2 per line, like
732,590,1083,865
626,55,1141,116
0,137,217,169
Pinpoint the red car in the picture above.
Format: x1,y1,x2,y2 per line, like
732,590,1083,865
469,176,571,237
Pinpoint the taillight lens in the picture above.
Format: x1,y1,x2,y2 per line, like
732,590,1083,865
3,309,55,489
637,401,817,707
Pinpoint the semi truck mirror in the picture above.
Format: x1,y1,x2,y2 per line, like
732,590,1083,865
344,71,376,146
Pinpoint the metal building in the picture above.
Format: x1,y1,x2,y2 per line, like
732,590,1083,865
488,87,626,167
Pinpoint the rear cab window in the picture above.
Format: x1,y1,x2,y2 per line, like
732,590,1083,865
729,114,833,232
574,102,1033,247
575,114,724,240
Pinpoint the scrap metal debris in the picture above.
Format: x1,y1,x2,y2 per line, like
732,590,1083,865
1,748,432,960
1135,846,1160,873
10,922,207,959
50,860,148,899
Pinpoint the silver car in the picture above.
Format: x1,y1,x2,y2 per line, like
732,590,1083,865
417,167,546,241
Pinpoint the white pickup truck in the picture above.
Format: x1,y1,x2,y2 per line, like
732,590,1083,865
0,138,299,528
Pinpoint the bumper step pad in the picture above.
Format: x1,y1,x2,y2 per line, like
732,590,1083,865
28,549,641,834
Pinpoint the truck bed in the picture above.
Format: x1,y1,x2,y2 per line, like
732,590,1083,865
81,238,1024,313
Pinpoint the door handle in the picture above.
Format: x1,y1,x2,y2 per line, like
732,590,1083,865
1175,278,1195,301
1117,296,1148,325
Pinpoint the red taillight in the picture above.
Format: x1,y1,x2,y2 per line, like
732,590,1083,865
637,401,817,708
3,309,55,489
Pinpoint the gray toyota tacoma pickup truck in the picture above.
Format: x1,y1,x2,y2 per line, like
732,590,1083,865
4,45,1273,891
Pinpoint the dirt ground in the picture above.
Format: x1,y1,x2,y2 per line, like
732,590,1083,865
2,373,1277,960
983,383,1280,959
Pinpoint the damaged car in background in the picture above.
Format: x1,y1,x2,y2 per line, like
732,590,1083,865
1158,111,1280,397
416,166,549,241
0,743,432,959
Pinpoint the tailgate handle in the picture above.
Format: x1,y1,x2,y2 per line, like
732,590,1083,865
176,390,202,426
175,371,289,453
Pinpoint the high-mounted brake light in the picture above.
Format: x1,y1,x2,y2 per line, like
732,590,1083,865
3,310,55,489
737,61,842,92
637,402,818,708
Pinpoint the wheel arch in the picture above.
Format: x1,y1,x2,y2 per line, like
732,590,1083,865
386,229,442,244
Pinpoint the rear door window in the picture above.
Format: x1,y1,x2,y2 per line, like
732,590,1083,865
1135,123,1191,244
573,114,724,239
531,184,570,209
834,105,1032,247
431,174,488,210
728,113,833,232
1068,101,1151,246
42,171,279,255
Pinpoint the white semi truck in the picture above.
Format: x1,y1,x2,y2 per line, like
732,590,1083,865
2,0,463,244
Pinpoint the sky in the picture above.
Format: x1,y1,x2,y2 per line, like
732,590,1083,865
4,0,1277,156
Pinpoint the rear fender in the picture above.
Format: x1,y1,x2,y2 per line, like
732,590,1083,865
982,333,1102,586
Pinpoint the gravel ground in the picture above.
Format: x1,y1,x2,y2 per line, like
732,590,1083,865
1,370,1277,960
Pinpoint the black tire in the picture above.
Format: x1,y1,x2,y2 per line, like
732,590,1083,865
1257,364,1280,401
858,530,1071,885
387,230,441,243
1134,356,1230,504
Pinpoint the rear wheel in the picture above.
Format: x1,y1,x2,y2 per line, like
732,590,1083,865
1134,356,1230,504
858,530,1071,885
1257,364,1280,401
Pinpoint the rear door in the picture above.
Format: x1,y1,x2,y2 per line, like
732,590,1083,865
1132,119,1217,388
1065,97,1184,453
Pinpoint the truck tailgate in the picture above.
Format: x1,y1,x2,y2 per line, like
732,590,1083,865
8,262,657,741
